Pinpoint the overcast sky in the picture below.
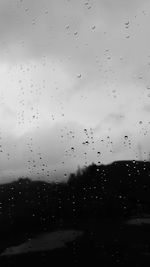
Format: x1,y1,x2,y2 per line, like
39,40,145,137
0,0,150,182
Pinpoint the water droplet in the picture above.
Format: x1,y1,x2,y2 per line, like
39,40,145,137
65,25,70,29
92,25,96,30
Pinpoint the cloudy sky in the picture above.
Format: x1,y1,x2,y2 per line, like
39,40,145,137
0,0,150,182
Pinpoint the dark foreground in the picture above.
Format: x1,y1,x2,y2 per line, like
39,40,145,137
1,218,150,267
0,160,150,266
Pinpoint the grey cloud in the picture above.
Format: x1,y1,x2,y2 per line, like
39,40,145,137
0,0,84,61
0,120,87,180
0,0,149,181
105,113,125,125
94,112,125,133
0,0,147,62
0,0,149,97
143,104,150,112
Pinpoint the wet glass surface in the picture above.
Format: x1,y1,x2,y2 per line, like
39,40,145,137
0,0,150,266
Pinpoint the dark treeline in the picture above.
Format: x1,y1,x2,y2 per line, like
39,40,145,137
0,160,150,235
